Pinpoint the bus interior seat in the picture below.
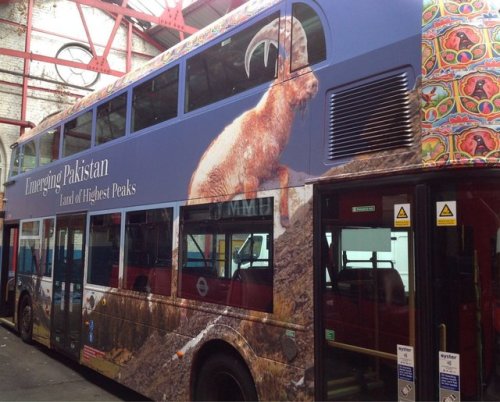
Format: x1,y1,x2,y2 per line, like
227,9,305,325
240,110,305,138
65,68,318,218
237,268,273,285
133,275,151,293
336,268,405,305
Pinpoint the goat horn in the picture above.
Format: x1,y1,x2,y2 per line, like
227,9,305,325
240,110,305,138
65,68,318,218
244,18,280,78
244,16,310,77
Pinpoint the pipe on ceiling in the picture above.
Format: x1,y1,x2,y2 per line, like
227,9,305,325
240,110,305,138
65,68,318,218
0,117,35,129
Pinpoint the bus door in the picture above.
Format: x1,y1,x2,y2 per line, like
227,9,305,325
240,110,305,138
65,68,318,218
51,214,86,360
317,177,500,401
318,184,415,401
0,223,19,321
429,179,500,401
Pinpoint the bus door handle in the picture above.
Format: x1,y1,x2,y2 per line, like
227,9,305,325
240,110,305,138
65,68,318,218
439,323,447,351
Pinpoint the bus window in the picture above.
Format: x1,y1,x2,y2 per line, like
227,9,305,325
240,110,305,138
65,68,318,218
132,65,179,133
63,110,92,158
183,232,226,274
340,229,409,278
39,127,61,166
291,3,326,71
179,197,273,312
96,93,127,145
19,220,41,275
9,145,20,177
87,213,121,288
185,12,279,112
124,207,173,295
21,141,37,173
21,220,40,237
40,218,55,277
232,233,271,274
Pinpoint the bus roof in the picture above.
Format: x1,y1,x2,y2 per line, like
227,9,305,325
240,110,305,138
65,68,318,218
18,0,281,144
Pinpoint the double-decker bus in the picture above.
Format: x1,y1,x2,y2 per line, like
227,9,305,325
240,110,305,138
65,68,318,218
0,0,498,400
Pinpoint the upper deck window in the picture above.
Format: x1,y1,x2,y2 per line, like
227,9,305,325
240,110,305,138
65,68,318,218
291,3,326,71
132,65,179,133
63,111,92,158
185,12,279,112
39,127,61,166
96,93,127,145
10,146,20,177
21,141,37,173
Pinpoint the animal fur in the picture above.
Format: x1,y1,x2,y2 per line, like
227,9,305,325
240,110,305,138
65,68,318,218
187,17,318,227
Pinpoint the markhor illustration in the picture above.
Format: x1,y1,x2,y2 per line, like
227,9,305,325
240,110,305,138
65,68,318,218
187,16,318,226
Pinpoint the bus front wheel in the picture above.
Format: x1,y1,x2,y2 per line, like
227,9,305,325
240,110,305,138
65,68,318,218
194,353,257,401
19,296,33,343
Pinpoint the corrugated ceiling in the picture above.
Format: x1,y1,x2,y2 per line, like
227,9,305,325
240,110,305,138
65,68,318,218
126,0,248,50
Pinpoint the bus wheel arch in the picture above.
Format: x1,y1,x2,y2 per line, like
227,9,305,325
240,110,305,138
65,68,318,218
18,292,33,343
191,340,258,401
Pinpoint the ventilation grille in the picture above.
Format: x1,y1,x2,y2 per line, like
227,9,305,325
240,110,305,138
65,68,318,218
328,73,414,160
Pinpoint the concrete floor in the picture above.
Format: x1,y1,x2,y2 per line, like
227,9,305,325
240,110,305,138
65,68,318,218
0,324,149,401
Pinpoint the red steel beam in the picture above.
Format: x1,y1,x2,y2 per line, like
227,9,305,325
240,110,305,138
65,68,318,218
76,1,111,72
129,21,165,52
0,17,159,57
0,1,163,80
0,47,125,77
0,78,84,99
75,0,129,72
76,2,99,58
20,0,34,136
126,21,132,72
100,0,127,61
70,0,198,35
0,66,93,92
0,117,35,129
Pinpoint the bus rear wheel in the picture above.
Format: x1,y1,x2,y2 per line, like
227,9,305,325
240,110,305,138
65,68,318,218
19,296,33,343
194,353,257,401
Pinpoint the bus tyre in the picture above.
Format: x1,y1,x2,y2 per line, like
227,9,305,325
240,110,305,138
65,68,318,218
19,296,33,343
194,353,258,401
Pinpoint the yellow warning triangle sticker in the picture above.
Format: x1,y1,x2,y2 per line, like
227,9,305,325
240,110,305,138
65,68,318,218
397,207,408,219
436,201,456,226
439,204,454,217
